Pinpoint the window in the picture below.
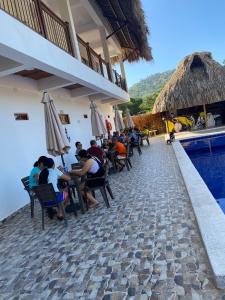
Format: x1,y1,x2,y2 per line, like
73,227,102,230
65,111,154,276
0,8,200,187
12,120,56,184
59,114,70,125
14,113,29,121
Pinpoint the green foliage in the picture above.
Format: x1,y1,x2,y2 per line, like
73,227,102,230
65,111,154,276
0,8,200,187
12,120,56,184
140,91,160,113
129,70,174,98
118,70,173,116
118,98,143,116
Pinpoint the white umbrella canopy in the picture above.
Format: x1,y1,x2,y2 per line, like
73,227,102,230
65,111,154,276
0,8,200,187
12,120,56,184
114,106,125,131
98,112,107,136
42,93,70,158
90,101,107,137
125,108,134,128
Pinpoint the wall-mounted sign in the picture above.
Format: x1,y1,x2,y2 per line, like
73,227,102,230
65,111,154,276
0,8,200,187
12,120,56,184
59,114,70,125
14,113,29,121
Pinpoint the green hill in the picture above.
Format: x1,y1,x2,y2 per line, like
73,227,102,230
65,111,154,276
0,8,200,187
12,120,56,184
129,70,174,98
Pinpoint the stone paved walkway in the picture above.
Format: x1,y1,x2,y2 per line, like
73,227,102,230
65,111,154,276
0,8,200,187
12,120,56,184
0,138,225,300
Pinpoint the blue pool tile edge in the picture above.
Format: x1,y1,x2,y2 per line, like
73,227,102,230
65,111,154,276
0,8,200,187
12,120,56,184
180,132,225,144
173,140,225,289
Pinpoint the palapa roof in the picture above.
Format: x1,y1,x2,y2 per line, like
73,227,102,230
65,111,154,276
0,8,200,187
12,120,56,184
152,52,225,113
95,0,152,63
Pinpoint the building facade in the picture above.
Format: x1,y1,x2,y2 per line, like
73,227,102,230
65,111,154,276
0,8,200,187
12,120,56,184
0,0,151,220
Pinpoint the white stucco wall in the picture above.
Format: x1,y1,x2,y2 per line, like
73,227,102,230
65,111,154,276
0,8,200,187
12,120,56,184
0,82,115,221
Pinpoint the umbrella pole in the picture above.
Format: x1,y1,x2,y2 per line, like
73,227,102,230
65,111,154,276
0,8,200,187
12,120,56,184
203,104,207,128
60,154,65,168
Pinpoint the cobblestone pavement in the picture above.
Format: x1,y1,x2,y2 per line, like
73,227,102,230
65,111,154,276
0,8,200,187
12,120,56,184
0,138,225,300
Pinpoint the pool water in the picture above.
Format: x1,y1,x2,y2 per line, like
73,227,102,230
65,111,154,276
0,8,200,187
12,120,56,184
181,133,225,213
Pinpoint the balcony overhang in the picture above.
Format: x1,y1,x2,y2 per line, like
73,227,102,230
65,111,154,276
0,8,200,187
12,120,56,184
0,9,129,102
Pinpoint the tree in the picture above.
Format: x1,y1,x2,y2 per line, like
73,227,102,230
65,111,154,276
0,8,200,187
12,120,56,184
139,91,160,113
118,98,143,116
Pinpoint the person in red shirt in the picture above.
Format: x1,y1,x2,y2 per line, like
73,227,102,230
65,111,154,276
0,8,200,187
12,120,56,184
87,140,105,163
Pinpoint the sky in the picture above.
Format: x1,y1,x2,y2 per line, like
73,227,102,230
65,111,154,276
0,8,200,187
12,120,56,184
125,0,225,88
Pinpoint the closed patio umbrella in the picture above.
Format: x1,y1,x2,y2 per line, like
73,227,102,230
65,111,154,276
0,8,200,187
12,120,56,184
90,101,107,137
114,106,125,132
125,108,134,128
42,92,70,166
98,113,107,136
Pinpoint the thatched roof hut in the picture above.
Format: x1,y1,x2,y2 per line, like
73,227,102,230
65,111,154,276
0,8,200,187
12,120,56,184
152,52,225,113
95,0,152,63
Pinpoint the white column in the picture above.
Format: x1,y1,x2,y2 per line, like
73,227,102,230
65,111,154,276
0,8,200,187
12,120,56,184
98,26,113,81
119,56,128,91
57,0,81,61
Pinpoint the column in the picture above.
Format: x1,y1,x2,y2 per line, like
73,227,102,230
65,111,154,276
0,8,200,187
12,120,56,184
98,26,113,81
119,56,128,91
57,0,81,61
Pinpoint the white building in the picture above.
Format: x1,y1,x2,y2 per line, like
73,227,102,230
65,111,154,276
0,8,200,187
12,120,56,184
0,0,151,220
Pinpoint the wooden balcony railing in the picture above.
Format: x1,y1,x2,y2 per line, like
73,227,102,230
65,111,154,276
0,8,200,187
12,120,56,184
77,35,112,81
0,0,74,56
113,70,127,92
0,0,127,92
77,35,127,92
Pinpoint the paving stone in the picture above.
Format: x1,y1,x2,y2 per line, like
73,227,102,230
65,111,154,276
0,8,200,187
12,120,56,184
0,138,224,299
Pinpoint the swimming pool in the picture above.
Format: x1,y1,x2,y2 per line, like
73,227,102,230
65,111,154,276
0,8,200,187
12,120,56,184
181,133,225,213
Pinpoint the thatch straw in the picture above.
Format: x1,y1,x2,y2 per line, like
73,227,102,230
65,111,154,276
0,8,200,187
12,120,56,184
152,52,225,113
95,0,152,63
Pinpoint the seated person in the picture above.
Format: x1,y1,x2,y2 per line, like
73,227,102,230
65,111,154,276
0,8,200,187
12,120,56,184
29,156,48,189
113,137,127,159
112,137,127,171
87,140,105,163
142,127,150,136
129,128,139,144
71,150,105,208
118,132,126,143
39,158,71,219
112,131,119,138
101,138,109,150
75,141,83,160
141,127,150,145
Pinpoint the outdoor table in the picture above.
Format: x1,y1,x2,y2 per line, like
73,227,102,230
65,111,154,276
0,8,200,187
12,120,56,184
68,172,86,214
105,149,117,172
149,130,157,136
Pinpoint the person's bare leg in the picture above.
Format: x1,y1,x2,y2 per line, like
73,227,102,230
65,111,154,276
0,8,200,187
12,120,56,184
81,190,99,208
87,191,99,207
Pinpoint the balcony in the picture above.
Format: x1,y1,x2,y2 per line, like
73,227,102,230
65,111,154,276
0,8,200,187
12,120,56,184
0,0,127,92
0,0,73,55
77,35,127,92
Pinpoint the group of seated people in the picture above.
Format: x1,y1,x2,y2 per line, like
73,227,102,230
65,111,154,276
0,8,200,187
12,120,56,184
28,128,149,221
75,128,144,172
29,151,105,220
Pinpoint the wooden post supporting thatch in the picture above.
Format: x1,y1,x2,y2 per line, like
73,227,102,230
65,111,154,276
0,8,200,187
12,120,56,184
203,104,207,128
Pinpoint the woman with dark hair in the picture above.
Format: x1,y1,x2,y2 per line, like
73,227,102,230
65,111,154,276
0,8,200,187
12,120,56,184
39,158,71,219
71,149,105,208
29,156,48,189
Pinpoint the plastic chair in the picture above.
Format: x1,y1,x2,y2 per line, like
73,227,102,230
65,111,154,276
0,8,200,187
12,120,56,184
33,183,67,230
84,164,114,209
116,144,132,171
21,176,36,218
